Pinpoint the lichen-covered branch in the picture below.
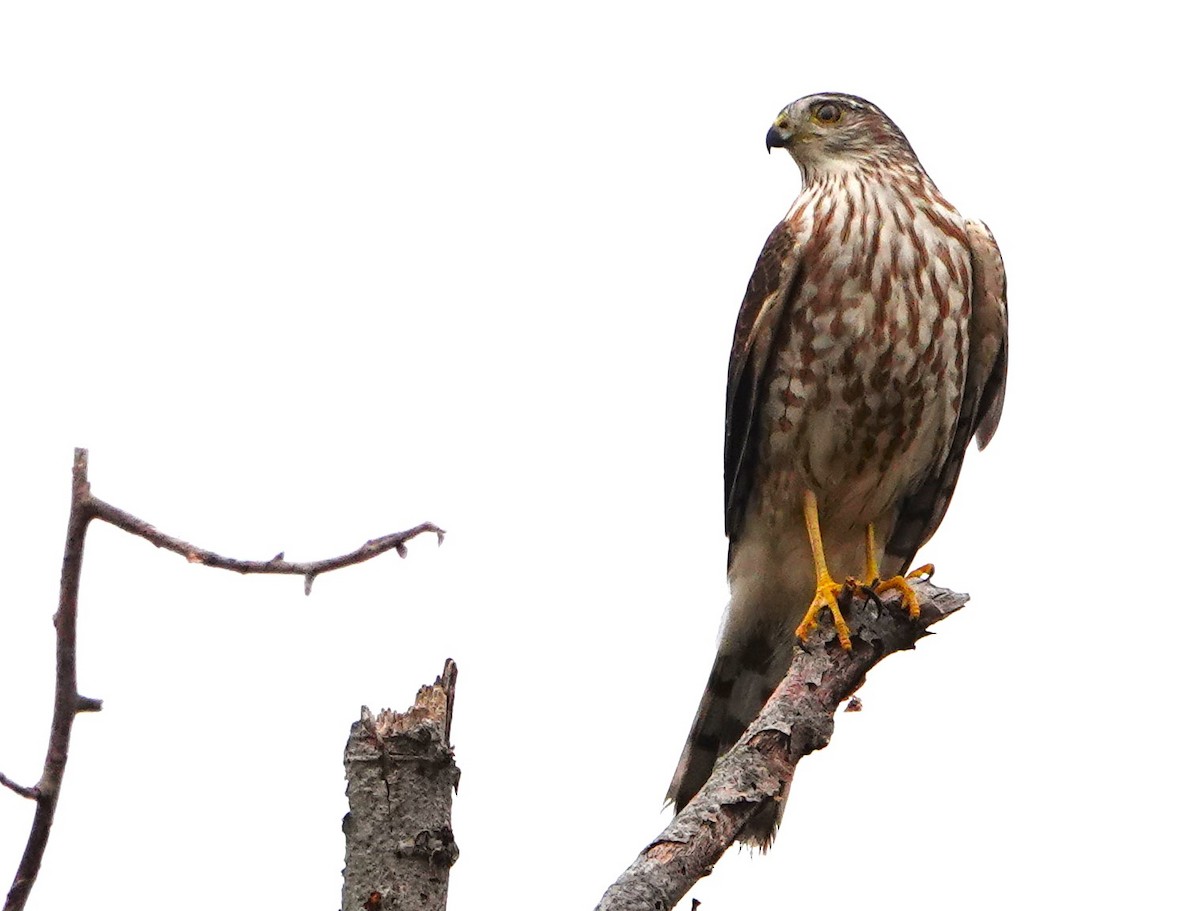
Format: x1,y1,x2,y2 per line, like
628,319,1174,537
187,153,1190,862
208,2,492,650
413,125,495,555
343,660,460,911
595,581,969,911
3,448,441,911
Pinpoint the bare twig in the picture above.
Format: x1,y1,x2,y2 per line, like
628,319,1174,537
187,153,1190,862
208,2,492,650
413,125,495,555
595,581,969,911
90,498,444,594
0,776,38,801
3,448,441,911
343,659,461,911
4,451,97,911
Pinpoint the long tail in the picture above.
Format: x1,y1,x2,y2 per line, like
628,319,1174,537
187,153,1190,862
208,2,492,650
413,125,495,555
665,625,794,848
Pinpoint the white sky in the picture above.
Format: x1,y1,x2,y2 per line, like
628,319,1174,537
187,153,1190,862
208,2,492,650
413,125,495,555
1,2,1196,909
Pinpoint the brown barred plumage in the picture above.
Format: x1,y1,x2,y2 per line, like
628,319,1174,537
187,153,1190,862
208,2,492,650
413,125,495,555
668,93,1008,846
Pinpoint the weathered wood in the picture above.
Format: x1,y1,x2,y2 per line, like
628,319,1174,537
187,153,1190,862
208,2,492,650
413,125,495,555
596,581,968,911
2,448,440,911
342,660,460,911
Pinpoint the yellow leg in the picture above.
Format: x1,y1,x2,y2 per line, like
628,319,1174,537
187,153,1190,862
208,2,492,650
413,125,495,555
862,524,882,584
860,525,928,619
795,491,852,650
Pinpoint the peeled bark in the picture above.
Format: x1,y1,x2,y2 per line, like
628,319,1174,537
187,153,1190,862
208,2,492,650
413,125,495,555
342,660,460,911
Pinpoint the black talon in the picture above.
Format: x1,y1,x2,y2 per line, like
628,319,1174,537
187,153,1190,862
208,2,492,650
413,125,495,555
860,585,884,611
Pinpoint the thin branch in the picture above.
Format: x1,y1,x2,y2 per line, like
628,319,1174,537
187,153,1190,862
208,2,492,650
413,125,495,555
90,498,444,594
4,448,442,911
595,580,969,911
0,776,38,801
4,449,94,911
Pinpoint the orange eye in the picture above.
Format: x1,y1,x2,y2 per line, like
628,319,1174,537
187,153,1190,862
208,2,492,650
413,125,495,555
813,103,841,124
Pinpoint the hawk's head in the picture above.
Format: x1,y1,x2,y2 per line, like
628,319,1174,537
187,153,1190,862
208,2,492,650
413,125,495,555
766,93,920,178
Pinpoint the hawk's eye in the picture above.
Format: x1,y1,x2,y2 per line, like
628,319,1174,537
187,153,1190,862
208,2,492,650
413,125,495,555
813,103,842,124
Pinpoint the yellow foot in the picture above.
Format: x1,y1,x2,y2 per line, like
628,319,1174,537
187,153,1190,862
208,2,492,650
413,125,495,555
796,575,853,650
907,563,935,582
874,573,923,619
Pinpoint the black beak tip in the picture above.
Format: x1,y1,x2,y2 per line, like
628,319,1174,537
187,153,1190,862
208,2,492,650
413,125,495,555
765,125,787,152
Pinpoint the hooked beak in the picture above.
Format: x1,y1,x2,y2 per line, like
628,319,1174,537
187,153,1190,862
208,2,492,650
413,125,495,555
765,124,790,151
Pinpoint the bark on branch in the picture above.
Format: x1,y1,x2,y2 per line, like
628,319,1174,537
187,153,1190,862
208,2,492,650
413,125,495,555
342,660,460,911
596,580,969,911
90,497,443,595
2,448,441,911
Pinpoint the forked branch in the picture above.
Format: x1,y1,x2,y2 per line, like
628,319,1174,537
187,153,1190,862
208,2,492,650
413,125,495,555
2,448,442,911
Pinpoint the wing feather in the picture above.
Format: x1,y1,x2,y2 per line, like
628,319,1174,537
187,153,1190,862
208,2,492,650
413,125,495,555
724,221,804,554
884,218,1008,570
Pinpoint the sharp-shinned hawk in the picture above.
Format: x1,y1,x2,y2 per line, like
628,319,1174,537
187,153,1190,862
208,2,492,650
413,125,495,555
667,92,1008,846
